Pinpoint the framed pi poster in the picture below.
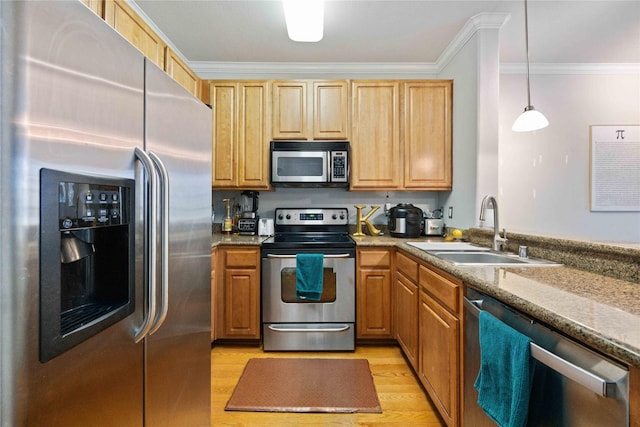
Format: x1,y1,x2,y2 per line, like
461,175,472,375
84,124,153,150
590,125,640,211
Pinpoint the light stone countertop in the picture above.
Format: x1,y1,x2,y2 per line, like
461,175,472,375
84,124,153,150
212,229,640,367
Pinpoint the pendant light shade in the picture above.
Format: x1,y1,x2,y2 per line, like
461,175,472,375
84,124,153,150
512,106,549,132
512,0,549,132
283,0,324,42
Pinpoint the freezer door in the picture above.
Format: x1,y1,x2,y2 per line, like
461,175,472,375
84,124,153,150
143,60,212,427
3,2,145,426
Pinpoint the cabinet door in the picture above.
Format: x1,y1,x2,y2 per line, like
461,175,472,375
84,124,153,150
104,0,166,69
80,0,103,16
237,82,270,188
419,291,459,427
356,248,393,339
211,248,217,342
210,82,237,187
403,81,452,190
395,271,418,369
217,247,260,339
165,48,200,98
272,81,308,140
211,82,270,189
351,81,401,189
357,267,393,338
313,81,349,140
221,267,259,338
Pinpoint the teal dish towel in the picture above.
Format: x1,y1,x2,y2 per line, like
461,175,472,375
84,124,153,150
474,310,534,427
295,253,324,301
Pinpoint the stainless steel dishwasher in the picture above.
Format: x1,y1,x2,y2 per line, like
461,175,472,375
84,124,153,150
463,287,629,426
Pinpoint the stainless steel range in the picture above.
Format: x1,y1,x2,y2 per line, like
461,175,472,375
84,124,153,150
261,208,356,351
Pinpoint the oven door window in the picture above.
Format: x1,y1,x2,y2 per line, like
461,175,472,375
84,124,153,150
280,267,336,303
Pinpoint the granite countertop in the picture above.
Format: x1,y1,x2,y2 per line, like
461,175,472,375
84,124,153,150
212,229,640,367
399,242,640,368
212,232,267,247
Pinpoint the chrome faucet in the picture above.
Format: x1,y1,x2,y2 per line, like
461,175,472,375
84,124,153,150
479,195,508,251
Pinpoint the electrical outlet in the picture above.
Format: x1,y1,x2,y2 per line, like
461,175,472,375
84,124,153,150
448,206,453,219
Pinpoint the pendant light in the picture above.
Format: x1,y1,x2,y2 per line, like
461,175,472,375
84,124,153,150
512,0,549,132
282,0,324,42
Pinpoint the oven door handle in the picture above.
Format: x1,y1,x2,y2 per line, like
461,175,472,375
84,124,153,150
267,324,351,333
266,253,352,259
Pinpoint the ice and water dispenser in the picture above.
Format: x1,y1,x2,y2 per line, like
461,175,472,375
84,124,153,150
39,169,135,362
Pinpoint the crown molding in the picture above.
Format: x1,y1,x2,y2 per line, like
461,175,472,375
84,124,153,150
191,12,511,79
189,62,440,79
434,12,511,72
501,63,640,75
126,2,639,79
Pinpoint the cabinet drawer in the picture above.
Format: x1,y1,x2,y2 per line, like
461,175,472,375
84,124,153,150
358,249,392,268
419,265,459,313
396,251,418,282
224,248,259,268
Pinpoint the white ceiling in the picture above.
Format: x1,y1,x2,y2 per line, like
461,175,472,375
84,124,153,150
132,0,640,65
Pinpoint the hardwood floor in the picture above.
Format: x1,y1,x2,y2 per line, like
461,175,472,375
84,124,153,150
211,343,446,426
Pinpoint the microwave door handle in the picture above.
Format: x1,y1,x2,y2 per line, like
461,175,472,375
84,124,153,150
133,147,158,343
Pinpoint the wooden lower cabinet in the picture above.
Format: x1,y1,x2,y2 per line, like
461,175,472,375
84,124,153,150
394,251,419,369
356,248,393,339
215,246,260,339
418,262,461,427
394,271,418,369
419,290,459,427
211,247,217,341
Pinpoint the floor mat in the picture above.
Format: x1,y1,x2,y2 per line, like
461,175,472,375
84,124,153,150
224,358,382,413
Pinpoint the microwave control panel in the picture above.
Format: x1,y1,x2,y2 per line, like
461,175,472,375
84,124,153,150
330,151,348,182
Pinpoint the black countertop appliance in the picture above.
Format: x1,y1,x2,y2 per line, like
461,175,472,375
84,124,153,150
388,203,424,238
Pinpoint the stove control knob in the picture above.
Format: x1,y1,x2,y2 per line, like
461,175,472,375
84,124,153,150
277,214,284,220
332,214,337,220
286,214,291,220
340,214,345,220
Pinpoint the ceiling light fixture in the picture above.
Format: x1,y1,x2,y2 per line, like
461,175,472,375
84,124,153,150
512,0,549,132
282,0,324,42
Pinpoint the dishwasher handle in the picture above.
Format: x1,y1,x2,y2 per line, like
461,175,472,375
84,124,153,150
464,297,617,398
266,253,352,259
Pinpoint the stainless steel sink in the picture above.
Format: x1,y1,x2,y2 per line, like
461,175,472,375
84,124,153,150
426,250,562,267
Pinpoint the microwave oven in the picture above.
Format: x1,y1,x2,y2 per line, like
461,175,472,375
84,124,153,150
270,141,349,187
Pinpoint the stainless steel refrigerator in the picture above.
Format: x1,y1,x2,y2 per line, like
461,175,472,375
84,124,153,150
0,2,211,426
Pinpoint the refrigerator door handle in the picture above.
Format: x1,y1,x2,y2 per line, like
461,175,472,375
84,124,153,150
148,151,170,335
134,147,159,343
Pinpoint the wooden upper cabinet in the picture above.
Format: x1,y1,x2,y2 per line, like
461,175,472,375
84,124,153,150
80,0,104,17
272,80,349,140
211,82,236,188
350,80,452,191
402,81,452,190
272,81,307,140
165,48,201,98
350,81,401,190
313,81,349,140
104,0,166,69
210,81,270,189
